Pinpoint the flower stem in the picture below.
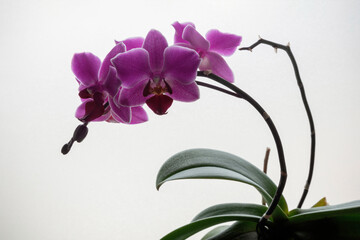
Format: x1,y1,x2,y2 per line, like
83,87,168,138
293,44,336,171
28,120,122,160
262,148,271,206
239,38,316,208
195,80,243,99
197,71,287,230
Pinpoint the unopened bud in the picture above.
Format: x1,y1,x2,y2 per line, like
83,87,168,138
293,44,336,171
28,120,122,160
61,122,89,155
73,124,88,142
61,144,70,155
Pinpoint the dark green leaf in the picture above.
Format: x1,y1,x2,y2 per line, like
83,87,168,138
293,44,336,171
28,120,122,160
160,214,261,240
193,203,267,222
286,201,360,240
202,221,258,240
201,225,230,240
194,204,265,240
288,200,360,220
156,148,288,220
288,215,360,240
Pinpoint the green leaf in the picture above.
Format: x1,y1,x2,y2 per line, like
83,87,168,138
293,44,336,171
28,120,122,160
202,222,258,240
194,204,265,240
201,225,230,240
201,222,258,240
156,148,288,220
287,201,360,239
193,203,267,222
288,200,360,220
160,214,261,240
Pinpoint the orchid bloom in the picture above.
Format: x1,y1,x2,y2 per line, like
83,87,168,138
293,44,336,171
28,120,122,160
71,42,148,124
111,29,201,115
172,21,242,83
115,37,144,50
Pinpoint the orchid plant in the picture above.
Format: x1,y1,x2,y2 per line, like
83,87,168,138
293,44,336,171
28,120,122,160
62,22,360,240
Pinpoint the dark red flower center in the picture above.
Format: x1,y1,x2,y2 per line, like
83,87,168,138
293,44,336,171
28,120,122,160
78,90,107,122
143,78,173,115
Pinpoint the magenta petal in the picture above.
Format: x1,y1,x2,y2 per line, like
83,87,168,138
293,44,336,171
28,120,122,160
75,99,104,122
142,29,168,73
146,95,173,115
108,113,124,123
75,99,92,119
71,53,101,86
130,106,148,124
109,97,131,123
118,80,149,106
99,43,126,81
122,37,144,51
206,29,242,56
102,66,121,97
182,25,210,51
166,79,200,102
199,51,234,83
162,46,200,85
172,21,195,44
94,110,111,122
111,48,151,88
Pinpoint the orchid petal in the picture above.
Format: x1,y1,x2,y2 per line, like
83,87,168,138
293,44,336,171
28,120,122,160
206,29,242,56
108,114,124,123
199,51,234,83
118,80,149,107
71,53,101,86
75,98,104,122
172,21,195,44
75,99,92,119
99,43,126,82
102,66,121,97
163,46,200,85
130,106,148,124
183,25,210,51
94,110,111,122
142,29,168,73
166,79,200,102
111,48,151,88
105,115,118,123
109,97,131,123
122,37,144,51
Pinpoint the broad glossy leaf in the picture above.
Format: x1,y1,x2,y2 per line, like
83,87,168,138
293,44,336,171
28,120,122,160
202,221,258,240
195,204,265,240
288,200,360,220
202,222,258,240
160,214,261,240
193,203,267,222
287,200,360,239
201,225,230,240
288,215,360,239
156,148,288,220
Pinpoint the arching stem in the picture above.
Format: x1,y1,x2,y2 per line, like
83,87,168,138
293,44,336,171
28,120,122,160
262,148,271,206
239,38,315,208
197,71,287,231
195,80,243,99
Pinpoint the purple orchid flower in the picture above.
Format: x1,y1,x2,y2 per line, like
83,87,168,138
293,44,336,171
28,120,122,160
71,42,148,124
111,29,201,115
172,21,242,83
115,37,144,50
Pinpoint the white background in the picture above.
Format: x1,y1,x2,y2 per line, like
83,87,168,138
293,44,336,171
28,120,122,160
1,0,359,239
